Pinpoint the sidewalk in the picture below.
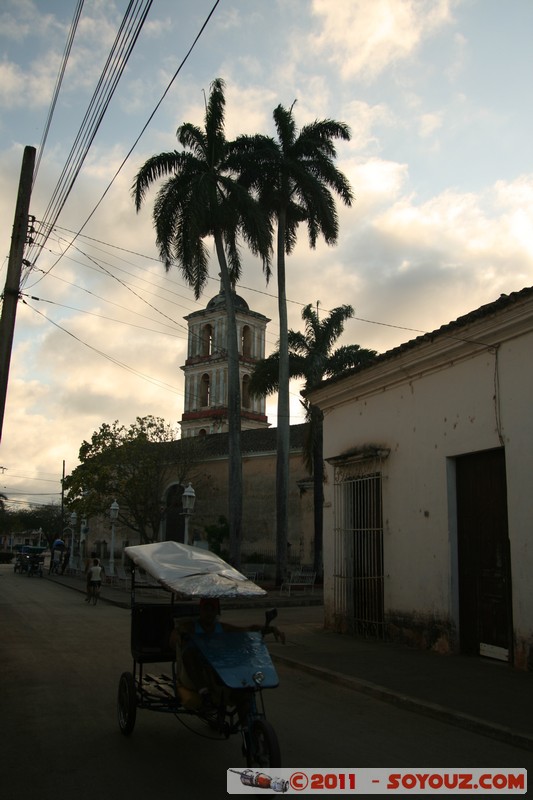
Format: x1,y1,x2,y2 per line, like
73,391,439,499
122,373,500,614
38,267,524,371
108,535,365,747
48,572,533,754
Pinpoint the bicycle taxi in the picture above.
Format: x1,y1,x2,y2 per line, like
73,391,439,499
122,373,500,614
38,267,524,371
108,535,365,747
117,541,282,767
13,545,46,576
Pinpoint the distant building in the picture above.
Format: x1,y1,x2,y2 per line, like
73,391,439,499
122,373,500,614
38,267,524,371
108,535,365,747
85,288,313,572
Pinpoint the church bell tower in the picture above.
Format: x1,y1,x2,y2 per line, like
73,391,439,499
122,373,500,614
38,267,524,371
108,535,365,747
180,286,270,437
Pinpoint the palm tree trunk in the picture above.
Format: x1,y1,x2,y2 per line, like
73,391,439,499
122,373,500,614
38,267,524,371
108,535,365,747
214,230,243,568
276,208,289,584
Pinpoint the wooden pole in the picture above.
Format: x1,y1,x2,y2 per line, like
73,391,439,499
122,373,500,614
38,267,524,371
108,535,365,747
0,145,36,442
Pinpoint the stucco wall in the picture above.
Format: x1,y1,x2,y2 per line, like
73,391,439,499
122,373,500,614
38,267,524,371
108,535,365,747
188,450,314,564
84,446,314,574
318,316,533,666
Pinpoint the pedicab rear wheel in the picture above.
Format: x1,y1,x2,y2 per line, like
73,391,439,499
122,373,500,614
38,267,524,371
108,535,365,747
117,672,137,735
246,719,281,768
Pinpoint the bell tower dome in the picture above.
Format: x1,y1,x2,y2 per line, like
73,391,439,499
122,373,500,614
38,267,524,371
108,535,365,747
180,286,270,438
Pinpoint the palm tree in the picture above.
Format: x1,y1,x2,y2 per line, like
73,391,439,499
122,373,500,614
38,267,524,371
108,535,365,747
249,303,377,574
132,78,271,566
236,104,353,582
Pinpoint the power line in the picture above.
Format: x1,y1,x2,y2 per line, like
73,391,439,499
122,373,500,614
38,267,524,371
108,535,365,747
25,0,155,273
25,0,222,287
48,224,431,340
21,294,187,340
3,497,61,508
22,300,185,397
3,473,61,484
33,0,85,185
3,491,62,497
20,295,307,413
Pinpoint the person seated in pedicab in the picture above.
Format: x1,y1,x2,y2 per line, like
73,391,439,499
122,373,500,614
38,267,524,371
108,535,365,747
169,597,285,716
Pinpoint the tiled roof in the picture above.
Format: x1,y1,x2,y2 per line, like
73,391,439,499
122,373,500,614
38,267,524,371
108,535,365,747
315,286,533,390
198,423,307,457
168,423,308,458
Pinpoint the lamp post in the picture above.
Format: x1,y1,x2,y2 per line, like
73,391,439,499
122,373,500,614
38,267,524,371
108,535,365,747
181,483,196,545
80,518,88,560
109,499,119,577
69,511,77,570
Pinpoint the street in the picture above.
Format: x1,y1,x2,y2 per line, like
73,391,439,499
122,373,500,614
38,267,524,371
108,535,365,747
1,565,530,800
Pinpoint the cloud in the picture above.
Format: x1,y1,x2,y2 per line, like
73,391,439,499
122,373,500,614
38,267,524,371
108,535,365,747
418,111,443,138
342,100,397,151
310,0,457,81
1,0,532,512
0,0,58,42
0,55,63,111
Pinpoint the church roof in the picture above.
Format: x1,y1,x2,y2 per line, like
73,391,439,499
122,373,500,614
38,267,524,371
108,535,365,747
202,423,307,457
206,290,249,312
170,423,308,459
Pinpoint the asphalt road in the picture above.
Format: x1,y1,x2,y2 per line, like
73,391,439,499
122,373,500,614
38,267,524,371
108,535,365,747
1,565,530,800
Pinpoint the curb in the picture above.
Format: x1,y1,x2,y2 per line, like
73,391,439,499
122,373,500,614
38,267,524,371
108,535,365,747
47,575,131,609
272,654,533,754
46,574,324,610
47,573,533,753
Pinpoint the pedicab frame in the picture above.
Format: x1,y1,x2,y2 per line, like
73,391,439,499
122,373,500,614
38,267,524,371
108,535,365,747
117,541,282,768
13,545,46,576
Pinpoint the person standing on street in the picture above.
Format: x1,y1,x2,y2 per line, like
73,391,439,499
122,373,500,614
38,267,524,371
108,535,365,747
85,558,104,604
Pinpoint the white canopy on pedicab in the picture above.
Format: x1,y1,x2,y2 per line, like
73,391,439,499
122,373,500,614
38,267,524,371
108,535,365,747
124,541,266,598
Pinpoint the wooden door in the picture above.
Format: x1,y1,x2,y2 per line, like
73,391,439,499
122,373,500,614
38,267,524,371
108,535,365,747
456,448,512,662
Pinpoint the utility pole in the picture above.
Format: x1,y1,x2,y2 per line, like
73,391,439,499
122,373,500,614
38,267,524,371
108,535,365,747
0,145,36,443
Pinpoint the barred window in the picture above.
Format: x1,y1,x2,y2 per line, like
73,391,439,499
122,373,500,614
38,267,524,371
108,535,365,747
334,471,385,638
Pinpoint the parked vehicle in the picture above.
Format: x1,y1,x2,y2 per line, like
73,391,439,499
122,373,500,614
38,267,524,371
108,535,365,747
13,546,46,577
117,541,281,767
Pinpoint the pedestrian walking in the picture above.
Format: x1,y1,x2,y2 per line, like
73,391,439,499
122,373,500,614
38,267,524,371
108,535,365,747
85,558,104,605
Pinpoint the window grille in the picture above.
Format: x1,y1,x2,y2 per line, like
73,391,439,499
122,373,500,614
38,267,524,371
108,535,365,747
333,459,385,638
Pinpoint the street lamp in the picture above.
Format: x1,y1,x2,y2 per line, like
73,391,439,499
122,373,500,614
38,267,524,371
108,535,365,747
69,511,77,570
181,483,196,545
109,499,119,577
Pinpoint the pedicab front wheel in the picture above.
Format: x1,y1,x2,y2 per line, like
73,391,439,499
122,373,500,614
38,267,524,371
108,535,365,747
246,719,281,768
117,672,137,735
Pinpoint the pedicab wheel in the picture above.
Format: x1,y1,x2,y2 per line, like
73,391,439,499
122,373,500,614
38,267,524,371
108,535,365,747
246,719,281,768
117,672,137,735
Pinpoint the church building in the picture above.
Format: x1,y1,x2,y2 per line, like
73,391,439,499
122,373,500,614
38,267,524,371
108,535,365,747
180,285,270,437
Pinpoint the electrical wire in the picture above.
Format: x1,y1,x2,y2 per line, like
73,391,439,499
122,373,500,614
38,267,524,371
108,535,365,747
25,0,223,288
21,293,187,340
47,225,434,340
22,300,185,396
33,0,85,186
25,0,155,275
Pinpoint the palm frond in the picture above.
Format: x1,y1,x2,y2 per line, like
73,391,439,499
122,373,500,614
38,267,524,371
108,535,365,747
248,352,281,397
177,123,207,160
325,344,378,377
273,104,297,151
317,305,355,348
204,78,227,166
132,151,185,211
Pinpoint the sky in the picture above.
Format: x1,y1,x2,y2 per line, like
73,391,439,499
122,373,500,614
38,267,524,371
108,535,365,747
0,0,532,510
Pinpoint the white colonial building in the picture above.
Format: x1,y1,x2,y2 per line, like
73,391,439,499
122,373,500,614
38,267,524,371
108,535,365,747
309,288,533,670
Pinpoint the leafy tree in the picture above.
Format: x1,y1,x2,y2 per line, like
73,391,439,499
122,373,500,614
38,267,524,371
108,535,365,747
132,78,271,567
0,502,63,547
204,515,229,558
19,504,64,545
63,416,203,545
250,303,377,573
236,104,353,582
